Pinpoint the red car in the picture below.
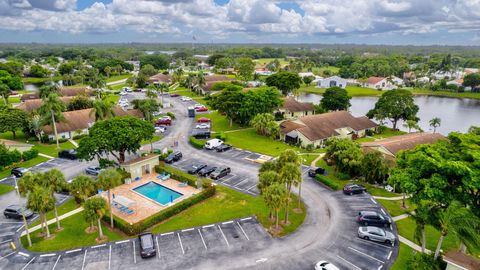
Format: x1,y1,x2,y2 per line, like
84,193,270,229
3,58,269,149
197,117,211,123
156,119,172,126
196,107,208,112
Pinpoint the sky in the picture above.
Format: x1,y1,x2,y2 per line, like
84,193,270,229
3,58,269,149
0,0,479,45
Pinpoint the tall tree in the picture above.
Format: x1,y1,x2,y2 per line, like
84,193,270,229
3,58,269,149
132,99,159,122
84,197,107,240
0,107,29,139
97,168,123,228
38,94,66,148
43,169,67,231
90,99,115,121
257,170,281,219
250,113,277,136
462,73,480,90
367,89,419,130
361,151,390,184
263,183,287,230
27,185,55,239
325,137,363,176
429,117,441,133
69,175,96,203
320,86,352,111
235,57,255,82
403,119,422,133
265,72,302,95
17,172,41,247
39,84,60,99
0,83,10,104
279,162,302,224
409,201,434,253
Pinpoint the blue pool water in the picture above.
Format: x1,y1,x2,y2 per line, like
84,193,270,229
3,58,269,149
133,182,183,205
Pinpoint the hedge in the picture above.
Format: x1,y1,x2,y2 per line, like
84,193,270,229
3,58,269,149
104,185,216,235
189,136,205,149
22,149,39,161
315,174,339,190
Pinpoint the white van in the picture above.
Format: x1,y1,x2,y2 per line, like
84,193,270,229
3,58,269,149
204,139,223,150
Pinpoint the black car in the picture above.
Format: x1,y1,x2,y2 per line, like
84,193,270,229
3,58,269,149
215,144,232,152
138,232,156,258
210,166,231,180
11,167,28,178
164,151,182,164
308,167,326,177
343,184,367,195
4,205,34,219
58,149,78,160
357,211,391,227
187,163,207,174
192,131,211,139
85,166,102,176
198,166,217,177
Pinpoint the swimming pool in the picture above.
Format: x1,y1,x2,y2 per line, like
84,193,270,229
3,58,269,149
133,182,183,205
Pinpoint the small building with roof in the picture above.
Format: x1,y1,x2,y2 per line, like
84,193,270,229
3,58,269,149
278,97,315,119
444,251,480,270
120,154,159,180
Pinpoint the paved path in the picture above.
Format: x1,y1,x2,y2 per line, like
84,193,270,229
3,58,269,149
38,153,55,159
21,207,84,236
106,78,128,86
392,213,410,222
398,235,431,254
309,153,325,167
68,139,78,148
373,195,410,200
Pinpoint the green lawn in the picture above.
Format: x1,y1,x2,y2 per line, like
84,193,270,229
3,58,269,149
32,141,76,157
28,198,80,228
390,243,416,270
0,184,14,196
151,185,306,237
106,74,131,83
373,128,407,139
110,83,127,91
254,58,289,65
195,111,242,132
299,85,384,97
104,93,120,103
377,198,414,217
0,156,50,179
141,135,161,145
22,76,63,84
21,211,126,252
411,88,480,100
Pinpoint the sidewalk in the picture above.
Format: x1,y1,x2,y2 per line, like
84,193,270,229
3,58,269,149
310,153,325,167
21,207,84,236
398,235,431,254
373,195,411,200
38,153,55,159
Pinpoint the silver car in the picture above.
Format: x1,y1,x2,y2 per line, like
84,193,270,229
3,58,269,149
358,226,395,244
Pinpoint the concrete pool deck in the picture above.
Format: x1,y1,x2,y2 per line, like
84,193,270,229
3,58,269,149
101,173,200,224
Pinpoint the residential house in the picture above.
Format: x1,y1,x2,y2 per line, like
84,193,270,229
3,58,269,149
364,76,403,90
255,67,274,76
20,87,94,101
278,97,315,119
126,61,140,72
444,251,480,270
464,68,479,75
0,139,33,152
196,75,235,95
147,73,172,85
17,97,73,113
447,79,464,88
361,132,445,160
316,76,347,89
432,70,463,80
279,111,378,148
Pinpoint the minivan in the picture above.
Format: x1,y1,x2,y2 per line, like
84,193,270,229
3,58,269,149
204,139,223,150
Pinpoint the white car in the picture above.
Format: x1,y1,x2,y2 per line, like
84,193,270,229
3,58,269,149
181,96,192,101
358,226,396,244
315,261,340,270
195,123,210,129
152,111,163,117
155,126,166,133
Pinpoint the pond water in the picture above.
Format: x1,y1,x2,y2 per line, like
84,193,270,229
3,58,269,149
298,93,480,135
24,80,64,92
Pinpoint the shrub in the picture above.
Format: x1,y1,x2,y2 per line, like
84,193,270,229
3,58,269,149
305,144,314,152
215,132,226,141
22,149,38,161
166,112,176,120
189,136,205,149
155,163,211,188
314,175,339,190
336,172,351,180
158,149,173,161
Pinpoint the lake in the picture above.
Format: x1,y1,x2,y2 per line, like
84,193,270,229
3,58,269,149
298,93,480,135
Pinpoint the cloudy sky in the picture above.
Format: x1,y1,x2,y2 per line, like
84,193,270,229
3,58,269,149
0,0,479,45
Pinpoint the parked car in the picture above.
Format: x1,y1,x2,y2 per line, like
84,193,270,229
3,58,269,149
315,261,340,270
195,123,210,129
192,131,211,139
152,111,163,117
308,167,326,177
358,226,395,244
357,211,391,227
187,163,207,174
194,104,204,109
204,139,223,150
210,166,231,180
196,107,208,112
170,93,179,97
123,87,132,92
197,117,211,123
215,144,232,152
164,151,182,163
155,126,166,133
180,96,192,101
4,205,34,219
138,232,156,258
198,166,217,177
119,91,127,96
58,149,78,160
85,166,102,176
156,118,172,126
343,184,366,195
11,167,28,178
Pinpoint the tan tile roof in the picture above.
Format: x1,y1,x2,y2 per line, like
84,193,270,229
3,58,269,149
20,87,93,101
121,154,159,165
112,106,144,119
361,132,445,156
41,108,95,134
281,111,378,141
367,76,385,85
205,75,233,82
148,74,172,83
444,251,480,270
282,97,314,112
17,97,73,112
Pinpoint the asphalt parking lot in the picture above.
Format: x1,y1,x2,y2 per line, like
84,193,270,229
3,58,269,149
0,216,271,270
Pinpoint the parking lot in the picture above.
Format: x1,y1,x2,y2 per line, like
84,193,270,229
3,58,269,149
0,217,271,270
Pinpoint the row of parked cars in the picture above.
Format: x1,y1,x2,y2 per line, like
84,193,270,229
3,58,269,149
187,163,231,180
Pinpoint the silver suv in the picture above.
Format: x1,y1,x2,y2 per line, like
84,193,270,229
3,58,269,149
358,226,395,244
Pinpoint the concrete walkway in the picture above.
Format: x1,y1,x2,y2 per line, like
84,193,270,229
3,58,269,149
373,195,410,200
398,235,431,254
310,153,325,167
38,153,55,159
392,213,409,221
106,78,128,86
21,207,84,236
69,139,78,148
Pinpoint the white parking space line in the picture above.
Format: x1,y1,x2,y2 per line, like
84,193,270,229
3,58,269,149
182,228,194,232
161,232,174,236
108,245,112,269
245,184,257,191
81,250,87,270
52,255,61,270
236,221,249,241
217,225,230,247
22,256,35,270
348,246,384,263
91,244,106,249
16,224,25,232
387,251,393,260
337,255,361,270
356,238,392,249
0,221,23,224
381,209,387,215
0,232,15,237
177,233,185,254
220,175,236,183
115,240,130,244
0,251,16,261
155,236,161,259
370,198,377,204
222,221,233,225
198,229,207,250
132,240,136,264
65,248,82,254
202,224,214,229
378,265,383,270
233,179,248,187
0,239,12,244
18,252,30,257
40,253,56,257
240,217,252,221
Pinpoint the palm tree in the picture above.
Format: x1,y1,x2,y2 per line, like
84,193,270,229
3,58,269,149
184,74,196,90
69,175,96,203
29,114,42,141
43,169,67,231
196,71,206,91
97,169,123,228
17,172,40,247
258,171,281,220
172,68,184,84
38,93,66,149
429,117,441,133
409,202,433,253
280,162,302,224
263,183,287,230
433,201,480,260
90,99,114,121
27,185,55,239
88,74,106,99
0,83,10,105
251,113,275,136
403,119,422,133
84,197,107,240
39,84,60,99
259,160,278,173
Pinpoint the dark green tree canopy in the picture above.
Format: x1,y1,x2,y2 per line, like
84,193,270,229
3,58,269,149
265,72,302,95
139,54,170,70
0,107,29,139
320,86,352,111
67,95,94,111
463,73,480,89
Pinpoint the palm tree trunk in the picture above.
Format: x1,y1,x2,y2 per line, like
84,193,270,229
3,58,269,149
421,229,426,253
297,182,302,208
434,234,445,260
51,111,60,149
54,204,61,230
402,193,406,208
459,242,467,253
285,184,291,223
40,213,46,233
44,213,51,238
108,190,114,228
276,209,279,229
97,218,104,238
22,209,32,247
